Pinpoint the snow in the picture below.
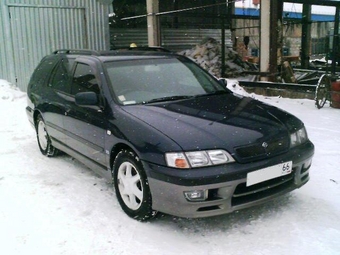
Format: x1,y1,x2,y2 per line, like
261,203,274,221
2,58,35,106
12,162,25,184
1,78,340,255
235,1,336,15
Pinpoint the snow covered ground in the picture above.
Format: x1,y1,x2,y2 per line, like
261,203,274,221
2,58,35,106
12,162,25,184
0,78,339,255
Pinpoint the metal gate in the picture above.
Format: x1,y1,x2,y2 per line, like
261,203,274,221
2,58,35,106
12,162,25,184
9,6,87,90
111,28,232,52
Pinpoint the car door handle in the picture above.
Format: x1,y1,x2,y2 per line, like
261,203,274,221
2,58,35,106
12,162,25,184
65,106,72,116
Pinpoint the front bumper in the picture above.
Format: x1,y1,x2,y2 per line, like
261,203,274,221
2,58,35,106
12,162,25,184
145,141,314,218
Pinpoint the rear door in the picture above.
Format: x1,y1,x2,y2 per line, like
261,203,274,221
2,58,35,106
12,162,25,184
29,55,70,147
63,60,107,169
43,57,73,146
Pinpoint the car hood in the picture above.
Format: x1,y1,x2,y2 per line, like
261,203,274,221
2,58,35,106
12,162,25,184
122,93,302,153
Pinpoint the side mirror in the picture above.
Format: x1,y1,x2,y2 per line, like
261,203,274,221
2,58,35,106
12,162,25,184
218,78,228,87
75,92,103,112
75,92,98,106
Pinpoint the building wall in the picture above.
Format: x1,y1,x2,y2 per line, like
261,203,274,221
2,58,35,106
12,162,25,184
112,0,225,29
111,28,232,52
0,0,110,91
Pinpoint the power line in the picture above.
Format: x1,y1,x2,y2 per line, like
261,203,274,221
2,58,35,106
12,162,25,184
121,1,239,21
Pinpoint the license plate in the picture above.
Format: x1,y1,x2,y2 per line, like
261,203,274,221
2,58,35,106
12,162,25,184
246,161,292,187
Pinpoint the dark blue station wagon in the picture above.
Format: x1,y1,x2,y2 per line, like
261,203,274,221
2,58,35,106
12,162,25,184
26,49,314,220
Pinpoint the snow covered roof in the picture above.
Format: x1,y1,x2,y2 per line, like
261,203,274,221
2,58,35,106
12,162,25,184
236,0,339,16
235,7,336,22
285,0,340,6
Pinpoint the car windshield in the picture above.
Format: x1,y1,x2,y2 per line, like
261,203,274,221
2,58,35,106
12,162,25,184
104,57,227,105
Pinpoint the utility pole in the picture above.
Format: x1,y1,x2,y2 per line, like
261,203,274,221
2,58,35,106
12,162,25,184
331,6,340,75
146,0,161,46
259,0,283,81
301,4,312,69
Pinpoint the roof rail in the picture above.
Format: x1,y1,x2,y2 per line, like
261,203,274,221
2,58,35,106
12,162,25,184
110,46,171,53
53,49,101,56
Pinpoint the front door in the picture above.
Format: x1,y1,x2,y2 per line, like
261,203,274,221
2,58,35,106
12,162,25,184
63,61,107,170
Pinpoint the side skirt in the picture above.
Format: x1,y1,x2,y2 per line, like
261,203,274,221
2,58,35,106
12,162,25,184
52,138,113,182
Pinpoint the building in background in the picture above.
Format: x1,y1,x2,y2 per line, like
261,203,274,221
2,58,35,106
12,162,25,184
0,0,111,91
233,0,337,59
235,0,336,16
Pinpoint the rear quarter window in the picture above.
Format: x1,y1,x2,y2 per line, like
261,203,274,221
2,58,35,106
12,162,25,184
28,56,60,91
49,58,72,94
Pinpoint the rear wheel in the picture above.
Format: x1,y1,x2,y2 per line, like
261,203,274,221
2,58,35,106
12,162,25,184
113,150,156,221
35,114,58,156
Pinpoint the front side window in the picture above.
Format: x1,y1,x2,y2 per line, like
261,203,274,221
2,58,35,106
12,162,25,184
104,57,226,105
71,63,100,96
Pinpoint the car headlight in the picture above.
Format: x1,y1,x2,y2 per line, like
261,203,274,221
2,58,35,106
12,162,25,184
290,127,308,148
165,150,235,169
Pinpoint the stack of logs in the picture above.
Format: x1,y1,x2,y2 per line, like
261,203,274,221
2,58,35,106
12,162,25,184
178,37,257,78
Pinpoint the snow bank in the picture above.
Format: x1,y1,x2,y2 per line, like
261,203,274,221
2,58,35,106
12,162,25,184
0,79,26,101
224,78,253,97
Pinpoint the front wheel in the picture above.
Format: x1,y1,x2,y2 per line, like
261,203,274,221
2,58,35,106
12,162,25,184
113,150,156,221
35,114,58,156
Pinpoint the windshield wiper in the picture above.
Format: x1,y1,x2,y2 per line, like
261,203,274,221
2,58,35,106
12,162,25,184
143,95,193,104
194,90,229,98
142,91,228,104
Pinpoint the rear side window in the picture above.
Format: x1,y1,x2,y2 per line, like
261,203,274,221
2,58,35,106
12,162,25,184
29,56,60,90
49,58,71,93
71,63,100,95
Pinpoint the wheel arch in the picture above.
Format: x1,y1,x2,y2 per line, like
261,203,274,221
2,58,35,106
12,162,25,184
33,109,43,127
110,143,140,170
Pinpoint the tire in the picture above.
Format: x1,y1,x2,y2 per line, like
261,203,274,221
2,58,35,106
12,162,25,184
35,114,58,156
113,150,156,221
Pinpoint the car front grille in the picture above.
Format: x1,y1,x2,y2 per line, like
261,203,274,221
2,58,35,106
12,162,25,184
231,171,295,207
234,136,289,163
